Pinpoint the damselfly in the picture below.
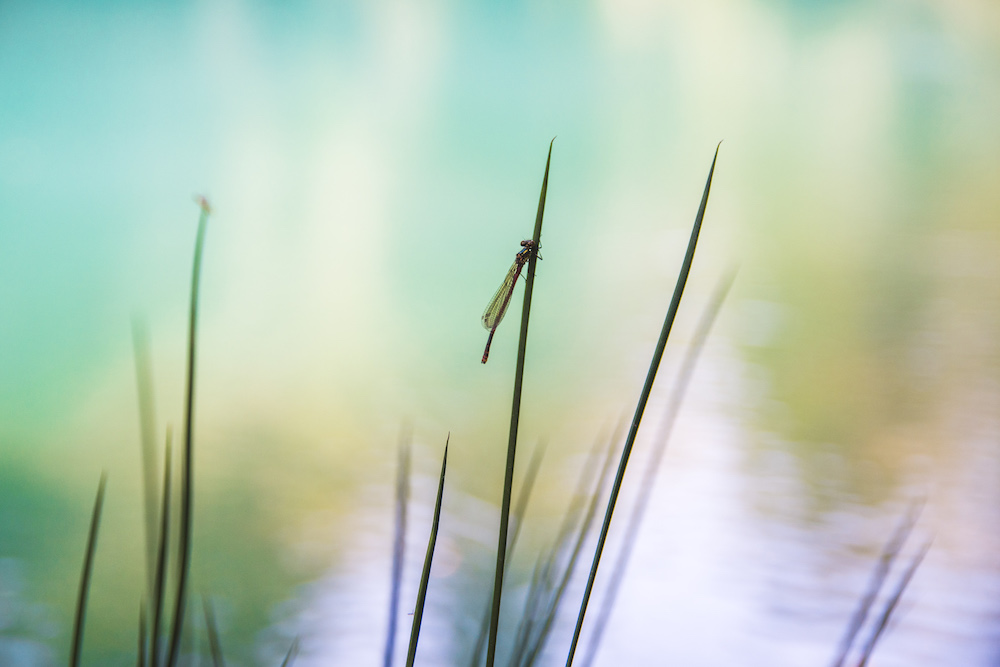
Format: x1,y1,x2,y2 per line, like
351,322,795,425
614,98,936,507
481,239,537,364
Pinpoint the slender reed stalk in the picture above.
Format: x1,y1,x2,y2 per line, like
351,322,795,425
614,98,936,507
829,500,923,667
579,266,737,667
166,196,211,667
486,138,554,667
69,472,107,667
855,539,932,667
565,144,720,667
151,432,172,667
385,429,412,667
405,436,450,667
202,596,226,667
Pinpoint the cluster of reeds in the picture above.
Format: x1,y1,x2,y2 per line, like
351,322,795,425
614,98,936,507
65,144,926,667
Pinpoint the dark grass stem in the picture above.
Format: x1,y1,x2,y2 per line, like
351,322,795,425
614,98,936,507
166,197,210,667
280,637,301,667
405,436,450,667
578,266,737,667
151,433,172,667
564,144,720,667
855,539,932,667
520,422,624,667
202,596,226,667
830,500,924,667
469,441,547,667
486,138,554,667
132,317,160,605
385,430,412,667
69,472,107,667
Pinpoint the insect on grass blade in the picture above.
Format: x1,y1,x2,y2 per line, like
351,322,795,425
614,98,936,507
481,240,537,364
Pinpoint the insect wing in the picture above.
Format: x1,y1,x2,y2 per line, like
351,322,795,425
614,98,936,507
482,259,521,330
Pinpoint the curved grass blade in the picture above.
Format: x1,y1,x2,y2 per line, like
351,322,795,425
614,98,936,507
467,440,547,667
385,429,412,667
829,500,923,667
578,266,737,667
486,138,554,667
202,596,226,667
564,144,720,667
151,431,172,667
280,637,300,667
405,436,450,667
856,538,932,667
166,196,211,667
70,472,107,667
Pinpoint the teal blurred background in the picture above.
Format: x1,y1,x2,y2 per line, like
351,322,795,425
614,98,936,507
1,1,998,665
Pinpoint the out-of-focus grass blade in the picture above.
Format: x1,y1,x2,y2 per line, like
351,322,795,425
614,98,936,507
137,600,148,667
855,538,932,667
520,422,624,667
202,596,226,667
151,432,172,667
579,266,737,667
468,440,547,667
280,637,300,667
506,548,552,667
507,440,546,559
405,436,449,667
487,139,554,667
69,472,107,667
565,144,720,667
132,317,160,607
547,428,617,575
829,500,924,667
166,197,211,667
384,428,412,667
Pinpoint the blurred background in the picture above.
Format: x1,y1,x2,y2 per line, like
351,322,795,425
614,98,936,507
1,0,998,665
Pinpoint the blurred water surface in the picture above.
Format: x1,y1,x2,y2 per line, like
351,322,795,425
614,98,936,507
1,0,998,664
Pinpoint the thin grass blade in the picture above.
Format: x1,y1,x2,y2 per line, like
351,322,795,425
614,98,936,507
855,538,932,667
137,600,148,667
385,429,412,667
565,144,720,667
506,549,552,667
579,266,737,667
202,596,226,667
132,317,161,606
70,472,107,667
405,436,450,667
151,432,172,667
166,197,210,667
520,421,624,667
829,500,923,667
486,138,554,667
280,637,300,667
